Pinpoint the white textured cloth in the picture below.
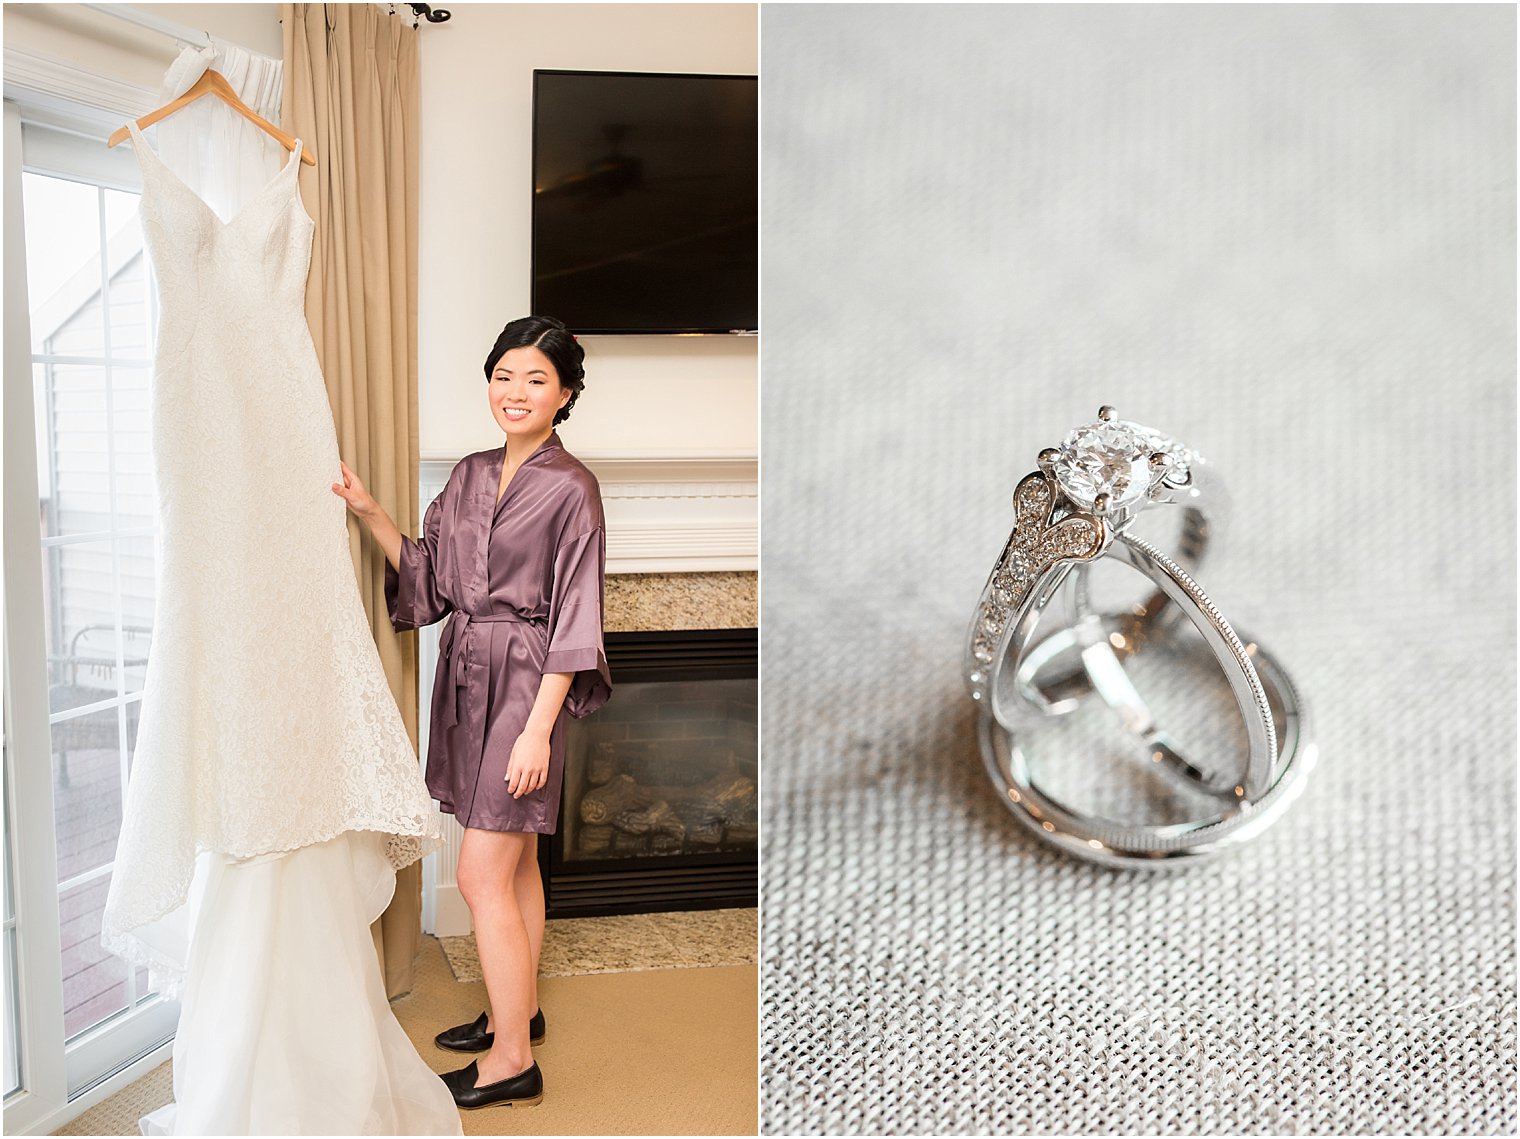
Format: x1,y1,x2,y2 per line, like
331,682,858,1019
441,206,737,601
102,119,442,988
759,5,1516,1134
139,833,459,1135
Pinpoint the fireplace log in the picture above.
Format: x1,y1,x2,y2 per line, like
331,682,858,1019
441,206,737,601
684,818,726,846
725,822,759,844
615,799,686,843
610,829,646,855
579,773,654,824
691,755,755,809
725,794,759,845
576,824,614,854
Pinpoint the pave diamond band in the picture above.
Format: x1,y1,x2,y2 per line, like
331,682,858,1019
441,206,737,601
965,407,1314,866
964,471,1104,693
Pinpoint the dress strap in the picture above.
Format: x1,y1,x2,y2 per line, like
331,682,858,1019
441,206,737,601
123,119,158,176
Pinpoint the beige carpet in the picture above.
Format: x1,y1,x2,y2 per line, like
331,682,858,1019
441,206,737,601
55,934,756,1136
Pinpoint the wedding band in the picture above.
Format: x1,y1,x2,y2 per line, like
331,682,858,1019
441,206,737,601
962,407,1315,866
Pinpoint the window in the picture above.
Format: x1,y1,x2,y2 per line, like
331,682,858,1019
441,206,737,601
5,109,178,1126
27,167,160,1044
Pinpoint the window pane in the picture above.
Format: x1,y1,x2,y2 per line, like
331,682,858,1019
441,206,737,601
52,705,124,885
125,695,144,770
58,876,128,1041
102,188,138,248
44,540,120,711
111,370,156,532
23,173,105,358
38,362,113,538
119,537,155,697
102,198,151,362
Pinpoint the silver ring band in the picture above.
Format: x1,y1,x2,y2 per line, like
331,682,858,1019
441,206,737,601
978,627,1314,867
963,409,1313,864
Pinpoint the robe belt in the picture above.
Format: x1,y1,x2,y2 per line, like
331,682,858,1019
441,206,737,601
440,609,546,729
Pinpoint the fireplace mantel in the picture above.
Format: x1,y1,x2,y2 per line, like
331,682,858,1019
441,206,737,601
421,451,757,574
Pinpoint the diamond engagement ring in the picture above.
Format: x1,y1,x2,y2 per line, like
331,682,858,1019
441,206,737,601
964,407,1314,867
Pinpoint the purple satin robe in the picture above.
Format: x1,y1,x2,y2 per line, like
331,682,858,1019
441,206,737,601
386,432,612,833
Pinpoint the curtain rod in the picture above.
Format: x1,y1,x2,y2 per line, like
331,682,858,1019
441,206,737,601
80,4,212,48
398,4,452,27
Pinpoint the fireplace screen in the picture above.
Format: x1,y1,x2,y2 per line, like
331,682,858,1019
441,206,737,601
562,678,757,862
542,628,757,916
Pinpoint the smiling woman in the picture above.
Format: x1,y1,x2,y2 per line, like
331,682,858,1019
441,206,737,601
485,319,583,442
333,313,612,1109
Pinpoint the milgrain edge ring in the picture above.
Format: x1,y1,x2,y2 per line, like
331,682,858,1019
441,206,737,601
962,407,1315,866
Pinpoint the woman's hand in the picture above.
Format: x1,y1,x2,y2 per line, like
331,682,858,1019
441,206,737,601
331,461,405,570
505,727,551,798
331,460,379,519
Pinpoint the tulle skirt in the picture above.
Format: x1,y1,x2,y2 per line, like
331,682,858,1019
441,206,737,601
140,831,461,1136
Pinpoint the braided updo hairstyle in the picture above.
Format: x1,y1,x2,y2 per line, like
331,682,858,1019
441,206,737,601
483,315,585,426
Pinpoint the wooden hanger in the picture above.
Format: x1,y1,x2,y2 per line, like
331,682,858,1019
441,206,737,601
108,68,316,167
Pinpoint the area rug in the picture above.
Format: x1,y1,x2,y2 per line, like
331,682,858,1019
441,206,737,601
438,907,756,982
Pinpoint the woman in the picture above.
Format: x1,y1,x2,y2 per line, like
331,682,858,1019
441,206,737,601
333,315,612,1109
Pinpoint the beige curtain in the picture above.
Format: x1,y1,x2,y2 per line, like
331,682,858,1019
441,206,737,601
281,3,424,999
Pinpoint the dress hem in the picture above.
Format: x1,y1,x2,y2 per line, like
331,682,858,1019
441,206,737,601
102,820,444,992
435,801,558,836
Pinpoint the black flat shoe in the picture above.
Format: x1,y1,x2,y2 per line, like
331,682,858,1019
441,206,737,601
434,1009,547,1053
441,1060,543,1109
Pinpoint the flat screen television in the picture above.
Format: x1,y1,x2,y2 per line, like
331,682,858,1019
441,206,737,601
531,70,758,335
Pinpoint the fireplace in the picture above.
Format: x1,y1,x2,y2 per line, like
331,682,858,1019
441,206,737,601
539,628,757,917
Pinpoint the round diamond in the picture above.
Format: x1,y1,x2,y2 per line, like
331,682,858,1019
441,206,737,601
1050,419,1155,509
1049,417,1197,506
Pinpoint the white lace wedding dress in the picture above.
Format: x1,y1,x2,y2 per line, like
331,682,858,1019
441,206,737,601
101,120,460,1136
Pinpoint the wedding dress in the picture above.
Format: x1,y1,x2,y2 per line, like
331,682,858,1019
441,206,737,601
100,119,460,1135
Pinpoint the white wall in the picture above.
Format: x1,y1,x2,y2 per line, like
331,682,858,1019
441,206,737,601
417,4,758,460
133,3,282,56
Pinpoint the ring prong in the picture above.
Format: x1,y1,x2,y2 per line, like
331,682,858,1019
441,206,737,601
1149,451,1170,470
1097,405,1117,422
1092,492,1111,517
1037,447,1059,473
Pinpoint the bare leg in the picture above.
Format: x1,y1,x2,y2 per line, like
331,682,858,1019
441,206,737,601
456,828,535,1085
514,838,545,1014
477,841,544,1028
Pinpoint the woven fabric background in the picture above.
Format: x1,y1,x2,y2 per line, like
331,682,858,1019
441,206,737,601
758,5,1516,1134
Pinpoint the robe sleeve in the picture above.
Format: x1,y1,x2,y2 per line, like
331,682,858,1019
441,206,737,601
385,489,454,631
543,525,612,718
